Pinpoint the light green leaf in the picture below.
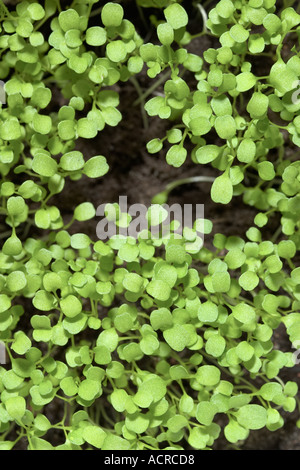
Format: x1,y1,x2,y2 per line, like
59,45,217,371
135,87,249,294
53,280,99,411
236,404,268,430
82,425,106,449
164,3,188,30
211,173,233,204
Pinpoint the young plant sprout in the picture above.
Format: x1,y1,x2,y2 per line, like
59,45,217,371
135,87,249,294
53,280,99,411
0,0,299,451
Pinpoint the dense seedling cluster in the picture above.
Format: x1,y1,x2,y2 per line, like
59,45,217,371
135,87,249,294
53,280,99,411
0,0,299,451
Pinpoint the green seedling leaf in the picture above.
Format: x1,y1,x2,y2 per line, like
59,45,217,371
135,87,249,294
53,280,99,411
157,23,174,46
211,173,233,204
232,303,256,324
214,116,236,140
12,331,31,355
60,295,82,318
236,72,256,92
83,426,106,449
196,401,218,426
60,151,85,172
164,3,188,30
257,162,275,181
239,271,260,291
86,27,107,46
7,196,26,217
0,0,299,452
197,365,221,387
71,234,91,249
33,114,52,135
236,405,268,430
83,156,109,178
247,92,269,119
58,9,80,32
198,301,219,323
237,139,256,163
166,145,187,168
33,290,56,312
163,324,191,352
106,41,127,63
224,420,249,443
230,24,249,43
205,335,226,358
101,3,124,27
5,396,26,421
74,202,96,222
32,154,58,178
147,280,171,302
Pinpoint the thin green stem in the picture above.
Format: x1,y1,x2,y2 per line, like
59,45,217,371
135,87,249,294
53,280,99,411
130,76,149,130
271,225,282,243
133,70,171,106
160,175,216,200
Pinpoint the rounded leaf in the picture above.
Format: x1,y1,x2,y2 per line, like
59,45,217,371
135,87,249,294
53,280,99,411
32,154,58,178
164,3,188,30
211,173,233,205
214,115,236,140
101,3,124,27
106,40,127,63
83,426,106,449
86,27,107,46
230,24,249,43
60,295,82,318
236,405,268,430
83,156,109,178
163,324,191,352
74,202,96,222
197,365,221,386
5,396,26,420
60,151,85,172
